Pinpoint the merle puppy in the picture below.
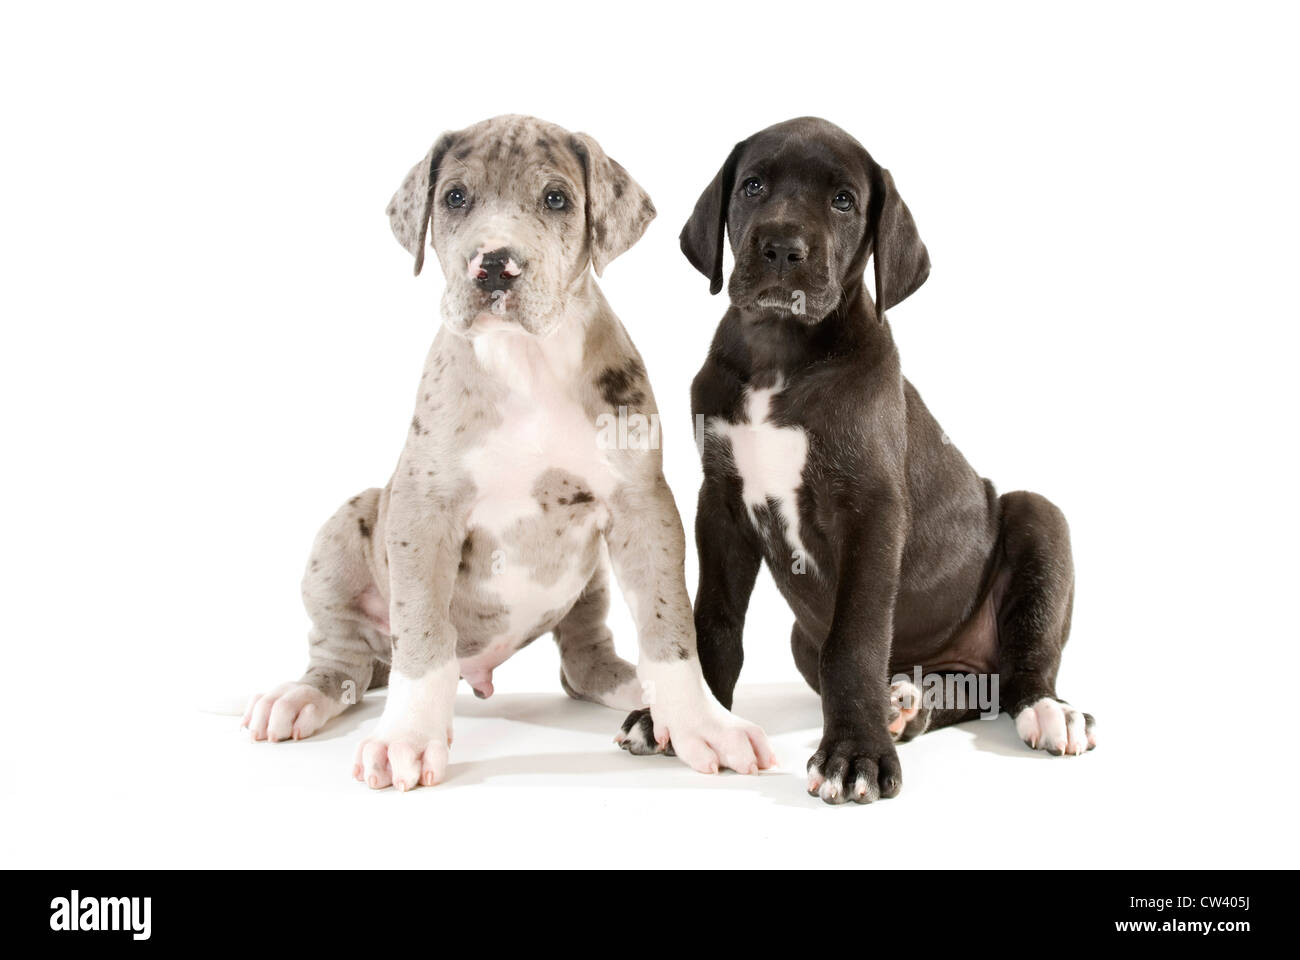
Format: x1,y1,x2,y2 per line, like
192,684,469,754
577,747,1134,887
678,117,1095,805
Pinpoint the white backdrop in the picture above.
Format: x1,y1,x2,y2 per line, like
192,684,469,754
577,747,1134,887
2,1,1297,868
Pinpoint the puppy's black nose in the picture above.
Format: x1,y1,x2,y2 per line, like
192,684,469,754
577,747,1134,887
761,236,808,276
474,248,522,292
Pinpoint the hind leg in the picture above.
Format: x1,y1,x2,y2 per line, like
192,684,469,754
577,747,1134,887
996,491,1095,756
790,622,821,694
555,562,642,713
797,625,961,742
243,489,389,742
799,622,998,749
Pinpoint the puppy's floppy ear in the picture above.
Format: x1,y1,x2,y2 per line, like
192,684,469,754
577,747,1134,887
679,141,744,295
386,132,456,277
569,132,656,276
869,167,930,317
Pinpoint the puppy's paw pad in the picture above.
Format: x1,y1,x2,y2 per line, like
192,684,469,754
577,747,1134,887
1014,698,1095,756
887,680,932,741
242,682,339,742
615,708,674,757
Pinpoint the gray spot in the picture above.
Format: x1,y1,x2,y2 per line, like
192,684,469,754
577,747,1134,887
496,468,601,588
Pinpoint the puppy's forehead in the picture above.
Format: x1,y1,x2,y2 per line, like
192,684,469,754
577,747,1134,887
437,115,584,191
740,118,871,186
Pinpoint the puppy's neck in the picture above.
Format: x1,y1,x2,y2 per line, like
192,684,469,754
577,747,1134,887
728,282,891,381
469,273,602,397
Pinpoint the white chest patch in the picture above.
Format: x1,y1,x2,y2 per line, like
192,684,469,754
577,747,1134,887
708,382,812,566
466,321,617,513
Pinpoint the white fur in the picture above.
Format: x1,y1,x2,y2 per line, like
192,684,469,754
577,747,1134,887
1014,697,1093,755
708,381,812,565
603,676,645,712
357,659,460,790
380,660,459,738
637,660,771,775
242,682,343,742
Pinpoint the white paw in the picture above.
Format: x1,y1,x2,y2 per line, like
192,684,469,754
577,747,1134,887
1015,698,1096,756
242,682,342,742
658,706,774,775
628,662,776,775
354,661,457,791
353,731,451,791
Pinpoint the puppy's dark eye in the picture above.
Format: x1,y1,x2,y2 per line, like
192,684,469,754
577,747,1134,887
445,189,467,209
832,191,854,211
743,178,764,197
545,190,567,210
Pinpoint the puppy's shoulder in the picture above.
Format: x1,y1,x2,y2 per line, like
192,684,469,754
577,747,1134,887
578,304,655,418
689,309,753,414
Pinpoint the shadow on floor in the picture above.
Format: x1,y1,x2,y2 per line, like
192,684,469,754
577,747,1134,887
263,679,1054,805
308,680,828,740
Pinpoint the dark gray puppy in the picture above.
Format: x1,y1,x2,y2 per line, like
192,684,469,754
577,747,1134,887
674,117,1095,805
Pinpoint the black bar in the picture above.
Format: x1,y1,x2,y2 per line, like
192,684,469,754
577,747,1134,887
7,869,1284,946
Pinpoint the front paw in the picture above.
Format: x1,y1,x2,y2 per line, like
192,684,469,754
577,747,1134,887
616,708,676,757
352,729,451,792
354,661,457,791
617,705,775,775
807,733,902,805
242,682,342,742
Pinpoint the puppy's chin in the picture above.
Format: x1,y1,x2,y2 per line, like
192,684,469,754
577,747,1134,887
459,306,559,339
463,311,516,335
736,286,830,326
441,286,567,338
443,289,520,335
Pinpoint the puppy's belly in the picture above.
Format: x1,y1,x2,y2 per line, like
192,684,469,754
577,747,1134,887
447,490,605,693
